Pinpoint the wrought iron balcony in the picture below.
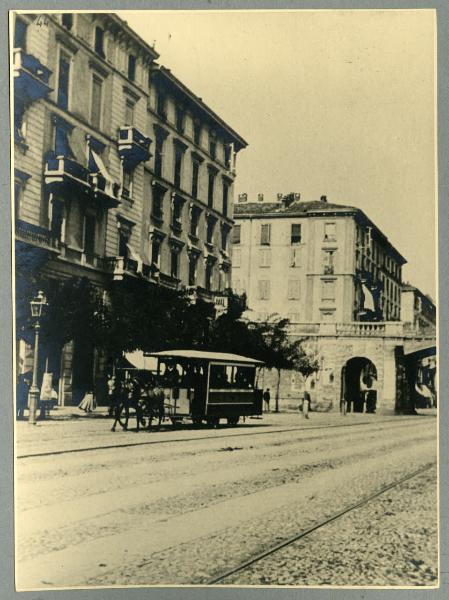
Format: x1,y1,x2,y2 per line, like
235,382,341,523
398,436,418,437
15,219,60,253
118,127,151,169
13,48,52,103
44,156,120,208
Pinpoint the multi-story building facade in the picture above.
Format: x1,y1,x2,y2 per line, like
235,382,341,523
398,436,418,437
233,194,435,414
13,12,247,404
233,193,405,324
401,284,436,334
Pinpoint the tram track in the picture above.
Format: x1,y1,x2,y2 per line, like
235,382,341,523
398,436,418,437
206,462,436,585
16,416,423,460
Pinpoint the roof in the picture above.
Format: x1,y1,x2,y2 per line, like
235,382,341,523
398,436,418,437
150,65,248,151
234,198,407,265
146,349,263,365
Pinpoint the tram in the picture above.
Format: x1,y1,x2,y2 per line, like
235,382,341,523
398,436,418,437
143,349,263,427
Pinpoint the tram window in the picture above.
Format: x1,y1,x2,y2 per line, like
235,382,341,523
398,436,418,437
210,365,229,388
235,366,255,388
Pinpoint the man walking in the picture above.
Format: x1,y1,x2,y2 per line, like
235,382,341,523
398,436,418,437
263,388,271,413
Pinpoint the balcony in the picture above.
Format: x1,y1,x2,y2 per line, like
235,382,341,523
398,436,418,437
118,127,151,169
159,272,180,290
44,156,120,208
15,219,59,253
13,48,52,104
104,256,140,281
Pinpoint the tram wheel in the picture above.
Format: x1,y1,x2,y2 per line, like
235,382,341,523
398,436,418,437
227,416,240,426
192,416,203,426
206,416,220,428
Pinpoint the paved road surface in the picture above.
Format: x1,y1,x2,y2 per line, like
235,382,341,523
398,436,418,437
15,414,437,589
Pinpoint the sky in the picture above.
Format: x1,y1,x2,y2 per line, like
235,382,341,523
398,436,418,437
119,9,437,299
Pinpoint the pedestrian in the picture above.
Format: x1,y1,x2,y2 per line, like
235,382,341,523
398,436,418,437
78,390,96,413
263,388,271,412
302,389,311,419
16,372,31,420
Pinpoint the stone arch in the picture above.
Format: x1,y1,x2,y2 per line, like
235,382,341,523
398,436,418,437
341,356,378,413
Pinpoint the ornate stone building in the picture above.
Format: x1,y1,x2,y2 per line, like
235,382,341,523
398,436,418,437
13,12,247,404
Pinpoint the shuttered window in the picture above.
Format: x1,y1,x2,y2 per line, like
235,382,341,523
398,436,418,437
260,224,271,245
258,280,270,300
287,279,300,300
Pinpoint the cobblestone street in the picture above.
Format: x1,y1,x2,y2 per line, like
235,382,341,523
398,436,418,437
14,411,437,589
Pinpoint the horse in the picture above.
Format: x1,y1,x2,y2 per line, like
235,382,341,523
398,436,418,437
110,377,144,432
110,376,165,432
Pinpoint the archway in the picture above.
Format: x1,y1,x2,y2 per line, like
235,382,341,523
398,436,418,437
341,357,377,414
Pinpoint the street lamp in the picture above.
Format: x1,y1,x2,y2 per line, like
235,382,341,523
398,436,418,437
28,290,47,425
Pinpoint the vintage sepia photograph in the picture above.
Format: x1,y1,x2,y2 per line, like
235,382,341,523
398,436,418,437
11,8,437,590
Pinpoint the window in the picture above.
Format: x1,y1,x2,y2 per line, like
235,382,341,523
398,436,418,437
207,168,216,208
288,312,301,324
174,144,184,189
118,229,129,258
191,159,200,199
209,134,217,159
54,121,73,156
232,224,241,244
324,222,336,241
172,198,182,230
291,224,302,245
90,75,103,129
61,13,73,30
221,227,229,252
188,254,198,286
124,99,134,126
260,224,271,245
170,249,179,278
206,219,215,244
14,18,27,49
128,55,136,82
205,261,213,291
258,280,270,300
323,250,335,274
190,209,200,237
94,26,105,57
321,279,336,301
224,144,232,168
259,248,271,267
154,132,164,177
151,239,161,267
122,168,133,198
156,89,167,119
287,279,300,300
175,106,185,133
193,121,201,145
233,248,241,267
83,214,96,259
222,181,229,217
151,187,164,220
57,51,71,110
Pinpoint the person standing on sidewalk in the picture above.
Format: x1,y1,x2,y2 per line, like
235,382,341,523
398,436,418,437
263,388,271,413
302,389,311,419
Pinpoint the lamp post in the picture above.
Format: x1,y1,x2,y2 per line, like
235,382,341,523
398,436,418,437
28,290,47,425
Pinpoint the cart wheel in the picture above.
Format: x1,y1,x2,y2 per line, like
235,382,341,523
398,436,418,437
227,416,240,427
117,404,129,431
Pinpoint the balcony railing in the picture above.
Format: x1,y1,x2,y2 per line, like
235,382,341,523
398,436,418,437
13,48,52,103
118,126,151,168
44,156,120,207
288,321,407,338
15,219,59,252
159,272,180,290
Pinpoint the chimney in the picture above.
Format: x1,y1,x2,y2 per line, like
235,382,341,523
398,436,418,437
320,195,328,203
238,193,248,203
282,192,299,208
257,193,264,202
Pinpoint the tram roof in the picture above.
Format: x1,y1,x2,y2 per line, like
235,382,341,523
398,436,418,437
146,350,264,365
